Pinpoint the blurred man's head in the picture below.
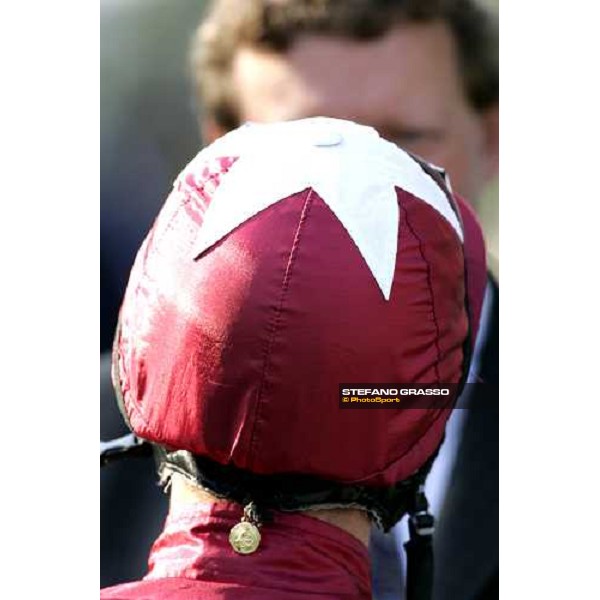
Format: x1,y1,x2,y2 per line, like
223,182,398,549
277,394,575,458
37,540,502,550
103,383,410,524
192,0,498,204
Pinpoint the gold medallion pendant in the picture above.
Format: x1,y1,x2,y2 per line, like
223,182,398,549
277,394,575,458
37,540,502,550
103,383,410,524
229,520,261,554
229,502,263,554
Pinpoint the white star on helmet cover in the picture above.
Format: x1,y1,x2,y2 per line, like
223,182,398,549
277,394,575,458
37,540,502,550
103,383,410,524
191,118,463,300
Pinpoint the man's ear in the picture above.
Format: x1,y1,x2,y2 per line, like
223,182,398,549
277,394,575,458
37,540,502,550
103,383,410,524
481,103,499,182
201,117,228,145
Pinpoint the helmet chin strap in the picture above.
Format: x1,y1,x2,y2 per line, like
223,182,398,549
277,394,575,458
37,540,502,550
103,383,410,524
100,433,152,467
404,485,436,600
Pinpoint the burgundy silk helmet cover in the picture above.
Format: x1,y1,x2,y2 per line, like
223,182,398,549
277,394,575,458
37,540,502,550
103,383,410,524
114,118,486,489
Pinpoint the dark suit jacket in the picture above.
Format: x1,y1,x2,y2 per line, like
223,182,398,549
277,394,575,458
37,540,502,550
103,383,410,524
433,279,498,600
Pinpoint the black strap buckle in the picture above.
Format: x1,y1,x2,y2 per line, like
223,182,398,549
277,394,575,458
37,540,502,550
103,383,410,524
410,510,435,537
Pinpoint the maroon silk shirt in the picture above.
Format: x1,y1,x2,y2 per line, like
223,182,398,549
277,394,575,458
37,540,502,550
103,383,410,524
101,501,372,599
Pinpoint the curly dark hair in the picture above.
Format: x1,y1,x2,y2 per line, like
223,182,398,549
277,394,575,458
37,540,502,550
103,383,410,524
192,0,498,131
